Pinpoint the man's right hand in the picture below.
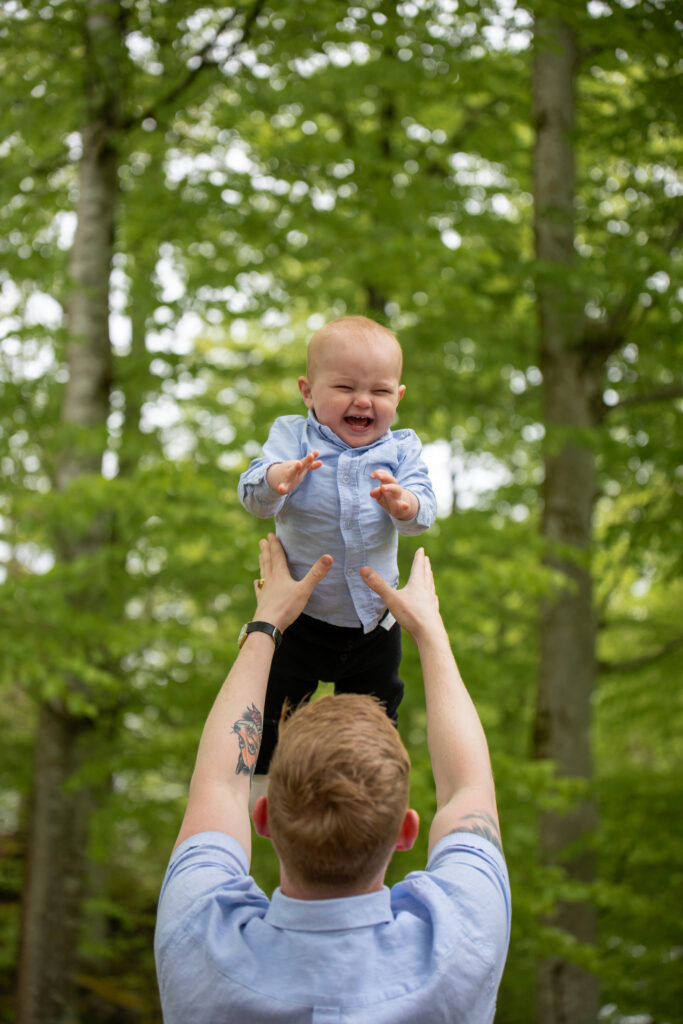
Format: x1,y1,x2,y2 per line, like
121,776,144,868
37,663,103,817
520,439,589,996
360,548,445,644
266,451,322,495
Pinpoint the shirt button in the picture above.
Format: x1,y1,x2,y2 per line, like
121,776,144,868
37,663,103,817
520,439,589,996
345,568,354,576
343,475,350,483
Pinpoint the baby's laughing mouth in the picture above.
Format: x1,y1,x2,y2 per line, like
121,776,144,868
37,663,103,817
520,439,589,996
345,416,373,431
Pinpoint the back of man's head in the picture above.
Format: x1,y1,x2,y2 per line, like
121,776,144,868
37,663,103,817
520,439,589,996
267,694,411,892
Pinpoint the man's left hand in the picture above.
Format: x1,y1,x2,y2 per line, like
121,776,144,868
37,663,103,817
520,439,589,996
254,533,333,633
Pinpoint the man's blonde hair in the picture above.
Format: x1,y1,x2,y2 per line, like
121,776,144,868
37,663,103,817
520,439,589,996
267,694,411,891
307,315,403,378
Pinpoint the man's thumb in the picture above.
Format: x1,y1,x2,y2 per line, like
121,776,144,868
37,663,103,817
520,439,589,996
305,553,333,588
360,565,390,599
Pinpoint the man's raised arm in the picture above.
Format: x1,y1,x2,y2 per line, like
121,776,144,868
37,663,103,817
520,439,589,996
360,550,501,855
173,535,332,859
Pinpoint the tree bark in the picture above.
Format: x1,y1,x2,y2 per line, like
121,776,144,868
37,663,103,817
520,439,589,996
16,3,120,1021
17,708,96,1024
532,15,600,1024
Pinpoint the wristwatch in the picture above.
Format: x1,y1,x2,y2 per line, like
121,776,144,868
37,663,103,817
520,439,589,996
238,620,283,649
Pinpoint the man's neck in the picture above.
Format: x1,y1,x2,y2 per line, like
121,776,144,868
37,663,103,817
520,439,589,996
279,868,386,901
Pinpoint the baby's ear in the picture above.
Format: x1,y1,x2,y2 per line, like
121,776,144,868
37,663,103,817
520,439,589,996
397,384,406,402
298,376,314,407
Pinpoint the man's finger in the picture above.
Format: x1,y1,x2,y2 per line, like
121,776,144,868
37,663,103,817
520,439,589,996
360,564,393,601
262,532,285,573
407,549,438,603
302,553,334,591
406,548,426,582
258,537,271,578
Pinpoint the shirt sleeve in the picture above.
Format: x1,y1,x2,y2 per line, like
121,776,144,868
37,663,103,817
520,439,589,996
155,832,266,959
391,430,437,536
426,832,512,953
238,416,306,519
154,832,269,1021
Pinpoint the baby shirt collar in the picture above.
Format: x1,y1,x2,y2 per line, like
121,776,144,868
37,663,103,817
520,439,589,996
307,410,391,452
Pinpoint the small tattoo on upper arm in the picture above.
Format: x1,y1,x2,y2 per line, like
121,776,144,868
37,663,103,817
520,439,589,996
233,704,263,778
450,811,502,854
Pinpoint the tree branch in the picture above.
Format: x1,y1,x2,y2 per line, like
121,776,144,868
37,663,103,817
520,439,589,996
423,98,511,179
121,0,267,132
579,217,683,364
598,634,683,674
607,385,683,411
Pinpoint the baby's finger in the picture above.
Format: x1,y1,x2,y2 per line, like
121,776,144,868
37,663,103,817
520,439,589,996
379,483,403,500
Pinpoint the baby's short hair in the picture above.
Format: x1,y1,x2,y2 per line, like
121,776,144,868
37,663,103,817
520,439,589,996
307,315,403,377
267,694,411,891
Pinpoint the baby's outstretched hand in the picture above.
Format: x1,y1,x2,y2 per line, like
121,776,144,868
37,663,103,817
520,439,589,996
267,451,322,495
369,470,419,520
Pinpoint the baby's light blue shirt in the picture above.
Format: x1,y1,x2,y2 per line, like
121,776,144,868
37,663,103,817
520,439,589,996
238,413,437,632
155,831,511,1024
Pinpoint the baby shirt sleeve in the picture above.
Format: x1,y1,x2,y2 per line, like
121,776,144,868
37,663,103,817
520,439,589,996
391,430,437,535
238,416,305,518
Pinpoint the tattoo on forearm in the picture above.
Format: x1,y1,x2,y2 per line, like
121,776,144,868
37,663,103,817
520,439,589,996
233,704,263,778
450,811,502,854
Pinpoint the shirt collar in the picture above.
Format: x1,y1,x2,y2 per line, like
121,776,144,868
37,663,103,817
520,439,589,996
265,886,393,932
307,410,391,452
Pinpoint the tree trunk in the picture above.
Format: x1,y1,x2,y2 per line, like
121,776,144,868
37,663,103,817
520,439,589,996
532,16,600,1024
16,3,120,1021
17,708,96,1024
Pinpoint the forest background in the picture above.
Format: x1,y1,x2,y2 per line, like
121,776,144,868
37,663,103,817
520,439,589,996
0,1,681,1023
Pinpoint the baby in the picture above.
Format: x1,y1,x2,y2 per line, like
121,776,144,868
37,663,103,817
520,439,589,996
238,315,436,780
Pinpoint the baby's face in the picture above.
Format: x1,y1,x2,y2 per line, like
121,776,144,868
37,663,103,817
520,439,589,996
298,332,405,448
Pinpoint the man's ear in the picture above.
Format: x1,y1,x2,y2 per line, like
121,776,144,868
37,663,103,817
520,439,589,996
298,376,314,408
252,795,271,838
395,808,419,851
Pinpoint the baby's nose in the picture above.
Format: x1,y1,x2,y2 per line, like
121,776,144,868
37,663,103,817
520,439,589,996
352,392,372,407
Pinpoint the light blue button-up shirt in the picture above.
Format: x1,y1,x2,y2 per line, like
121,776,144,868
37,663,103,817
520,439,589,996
155,831,511,1024
238,413,436,632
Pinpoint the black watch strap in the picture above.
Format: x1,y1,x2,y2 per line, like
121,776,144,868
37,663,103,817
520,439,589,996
238,620,283,649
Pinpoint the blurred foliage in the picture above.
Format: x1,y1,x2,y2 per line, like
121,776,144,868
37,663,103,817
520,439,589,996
0,0,681,1021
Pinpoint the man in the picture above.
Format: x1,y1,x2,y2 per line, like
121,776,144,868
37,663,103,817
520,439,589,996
155,534,510,1023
